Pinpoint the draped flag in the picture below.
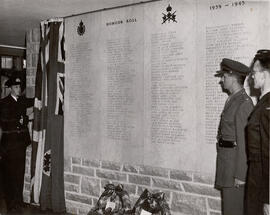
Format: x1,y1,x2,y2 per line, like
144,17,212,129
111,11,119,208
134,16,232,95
55,72,65,115
31,18,65,213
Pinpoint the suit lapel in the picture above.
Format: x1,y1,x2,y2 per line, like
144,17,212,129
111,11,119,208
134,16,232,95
7,94,17,103
248,93,270,122
251,92,270,115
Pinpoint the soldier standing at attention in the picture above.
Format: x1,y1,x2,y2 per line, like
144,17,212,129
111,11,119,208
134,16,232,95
246,50,270,215
214,58,254,215
0,75,34,213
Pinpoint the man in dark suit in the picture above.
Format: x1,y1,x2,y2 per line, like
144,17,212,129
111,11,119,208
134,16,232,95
246,50,270,215
215,58,254,215
0,75,34,213
0,126,7,213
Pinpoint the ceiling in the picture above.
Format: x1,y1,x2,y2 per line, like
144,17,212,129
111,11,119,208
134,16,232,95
0,0,153,48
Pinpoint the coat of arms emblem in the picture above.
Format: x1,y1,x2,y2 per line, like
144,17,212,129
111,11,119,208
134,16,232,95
162,4,177,24
77,20,85,36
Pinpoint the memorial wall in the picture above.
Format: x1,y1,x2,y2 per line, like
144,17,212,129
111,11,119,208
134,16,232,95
64,0,270,172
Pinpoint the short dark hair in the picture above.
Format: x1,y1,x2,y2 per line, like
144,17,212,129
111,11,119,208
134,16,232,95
251,49,270,72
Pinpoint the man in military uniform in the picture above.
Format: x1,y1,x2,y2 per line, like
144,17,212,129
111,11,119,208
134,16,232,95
246,50,270,215
0,75,34,213
215,58,254,215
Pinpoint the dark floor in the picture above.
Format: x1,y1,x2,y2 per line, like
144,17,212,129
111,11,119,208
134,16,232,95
0,199,71,215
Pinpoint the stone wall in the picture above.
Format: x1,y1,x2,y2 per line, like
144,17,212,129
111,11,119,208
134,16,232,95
64,156,221,215
24,27,222,215
26,28,40,98
23,27,40,203
23,148,32,203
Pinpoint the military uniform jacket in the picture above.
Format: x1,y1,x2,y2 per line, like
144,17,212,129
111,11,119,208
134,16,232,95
215,89,254,188
0,95,34,153
247,92,270,203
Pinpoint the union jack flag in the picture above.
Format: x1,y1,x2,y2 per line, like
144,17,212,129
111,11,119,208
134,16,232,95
55,72,65,115
31,18,66,213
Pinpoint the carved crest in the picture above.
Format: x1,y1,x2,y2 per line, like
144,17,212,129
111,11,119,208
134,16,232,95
162,4,177,24
77,20,85,36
